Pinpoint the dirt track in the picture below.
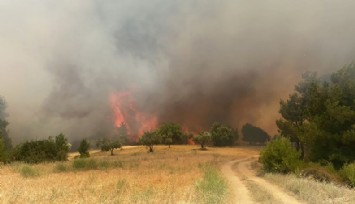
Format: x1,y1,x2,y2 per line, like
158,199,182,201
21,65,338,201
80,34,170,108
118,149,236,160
222,157,303,204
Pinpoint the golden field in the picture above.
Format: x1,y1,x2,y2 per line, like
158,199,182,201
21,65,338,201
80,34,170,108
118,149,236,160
0,145,260,204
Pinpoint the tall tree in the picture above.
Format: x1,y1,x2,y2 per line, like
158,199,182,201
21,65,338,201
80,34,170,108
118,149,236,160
0,96,12,150
277,64,355,167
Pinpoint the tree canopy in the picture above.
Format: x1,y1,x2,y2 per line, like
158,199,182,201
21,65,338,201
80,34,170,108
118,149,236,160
156,123,186,145
139,131,160,152
210,123,238,146
277,63,355,168
241,123,270,145
193,131,211,150
96,138,121,156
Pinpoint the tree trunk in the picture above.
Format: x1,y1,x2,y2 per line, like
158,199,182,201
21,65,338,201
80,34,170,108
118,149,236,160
110,149,114,156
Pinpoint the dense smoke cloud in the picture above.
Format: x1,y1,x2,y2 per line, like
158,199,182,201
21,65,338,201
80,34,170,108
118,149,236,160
1,0,355,143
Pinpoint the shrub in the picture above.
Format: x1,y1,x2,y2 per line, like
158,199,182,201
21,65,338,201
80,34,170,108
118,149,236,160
260,137,302,173
341,162,355,187
13,134,70,163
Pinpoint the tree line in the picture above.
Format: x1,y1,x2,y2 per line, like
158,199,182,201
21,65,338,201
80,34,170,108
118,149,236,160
0,97,271,163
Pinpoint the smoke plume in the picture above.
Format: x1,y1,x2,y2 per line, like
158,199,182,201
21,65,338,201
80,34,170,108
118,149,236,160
1,0,355,143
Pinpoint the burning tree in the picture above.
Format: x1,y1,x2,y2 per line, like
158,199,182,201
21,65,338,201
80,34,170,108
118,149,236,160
110,92,158,143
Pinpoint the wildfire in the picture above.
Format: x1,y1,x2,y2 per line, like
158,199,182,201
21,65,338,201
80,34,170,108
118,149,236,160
109,92,157,141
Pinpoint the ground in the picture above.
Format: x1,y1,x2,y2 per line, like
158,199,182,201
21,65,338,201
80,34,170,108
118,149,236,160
0,145,354,204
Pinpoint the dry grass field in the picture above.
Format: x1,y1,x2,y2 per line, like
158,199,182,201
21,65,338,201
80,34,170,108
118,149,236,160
263,173,355,204
0,145,260,204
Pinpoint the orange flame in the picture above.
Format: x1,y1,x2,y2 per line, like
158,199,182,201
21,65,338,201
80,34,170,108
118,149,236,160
109,92,157,141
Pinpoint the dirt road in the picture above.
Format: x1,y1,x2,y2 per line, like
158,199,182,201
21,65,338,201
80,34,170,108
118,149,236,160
222,157,303,204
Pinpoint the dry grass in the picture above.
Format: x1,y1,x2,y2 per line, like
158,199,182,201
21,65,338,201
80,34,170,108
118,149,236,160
245,181,281,204
264,173,355,204
0,145,260,204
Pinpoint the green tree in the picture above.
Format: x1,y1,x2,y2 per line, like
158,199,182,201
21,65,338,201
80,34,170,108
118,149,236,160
277,64,355,168
156,123,184,146
96,138,121,156
193,131,211,150
139,131,160,152
78,139,90,158
55,133,71,161
0,96,12,151
210,123,238,146
241,123,270,145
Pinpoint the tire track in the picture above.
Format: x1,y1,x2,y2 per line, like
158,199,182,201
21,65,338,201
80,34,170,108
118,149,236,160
234,157,303,204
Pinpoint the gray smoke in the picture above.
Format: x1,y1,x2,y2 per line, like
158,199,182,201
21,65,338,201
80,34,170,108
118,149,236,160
1,0,355,143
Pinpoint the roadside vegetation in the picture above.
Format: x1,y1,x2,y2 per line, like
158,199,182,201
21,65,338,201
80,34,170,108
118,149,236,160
258,64,355,202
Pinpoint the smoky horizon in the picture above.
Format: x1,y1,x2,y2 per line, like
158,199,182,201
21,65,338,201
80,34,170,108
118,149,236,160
1,0,355,144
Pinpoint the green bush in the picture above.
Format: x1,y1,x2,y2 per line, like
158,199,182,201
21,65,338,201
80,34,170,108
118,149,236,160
20,165,39,178
13,134,70,163
260,137,302,173
341,162,355,187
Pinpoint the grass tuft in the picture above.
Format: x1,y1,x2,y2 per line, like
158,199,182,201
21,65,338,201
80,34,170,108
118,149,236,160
195,166,228,204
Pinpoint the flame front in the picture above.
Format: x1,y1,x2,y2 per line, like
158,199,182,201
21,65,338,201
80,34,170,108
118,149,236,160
109,92,157,141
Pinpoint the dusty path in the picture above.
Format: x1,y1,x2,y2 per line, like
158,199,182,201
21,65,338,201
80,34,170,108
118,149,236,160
221,158,254,204
222,157,303,204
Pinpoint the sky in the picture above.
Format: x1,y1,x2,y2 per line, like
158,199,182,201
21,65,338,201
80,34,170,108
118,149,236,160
1,0,355,143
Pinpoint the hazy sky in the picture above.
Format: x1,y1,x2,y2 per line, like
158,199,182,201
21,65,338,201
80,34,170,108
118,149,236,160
1,0,355,143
